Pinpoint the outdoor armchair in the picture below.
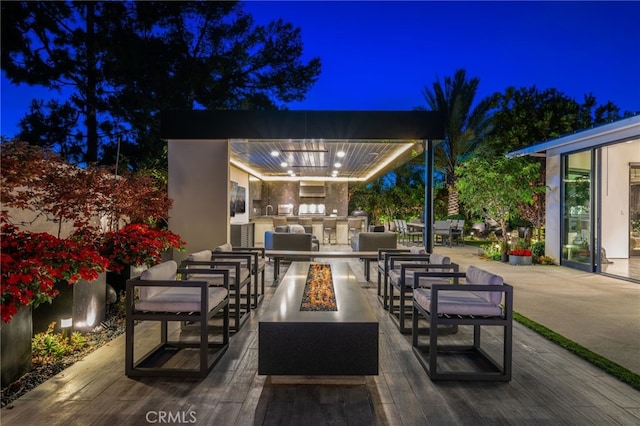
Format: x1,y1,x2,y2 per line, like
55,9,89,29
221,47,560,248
125,260,229,378
412,265,513,381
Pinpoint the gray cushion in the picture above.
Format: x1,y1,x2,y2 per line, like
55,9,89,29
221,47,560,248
351,232,397,251
289,224,306,234
214,243,233,252
389,269,450,288
187,250,212,262
428,253,450,264
136,286,227,313
139,260,177,300
466,265,503,304
414,288,503,316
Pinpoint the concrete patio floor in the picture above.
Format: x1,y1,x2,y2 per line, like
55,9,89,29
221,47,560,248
1,244,639,425
433,243,640,375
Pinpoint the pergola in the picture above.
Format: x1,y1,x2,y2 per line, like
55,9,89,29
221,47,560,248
161,110,444,255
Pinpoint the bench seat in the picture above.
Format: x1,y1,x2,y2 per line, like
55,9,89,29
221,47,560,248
135,286,228,313
413,288,503,317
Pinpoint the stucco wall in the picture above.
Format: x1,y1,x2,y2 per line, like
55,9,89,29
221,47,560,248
601,141,640,258
168,139,230,263
545,154,562,261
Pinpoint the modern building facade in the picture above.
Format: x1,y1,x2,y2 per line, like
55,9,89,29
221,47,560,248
160,110,444,260
509,114,640,282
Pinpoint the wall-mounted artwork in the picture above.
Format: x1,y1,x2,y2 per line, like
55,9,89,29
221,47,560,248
236,186,246,214
230,181,238,217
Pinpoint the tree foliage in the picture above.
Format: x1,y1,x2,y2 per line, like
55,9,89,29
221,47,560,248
1,142,172,235
456,155,544,253
1,1,321,167
484,87,622,156
349,161,425,225
420,69,495,215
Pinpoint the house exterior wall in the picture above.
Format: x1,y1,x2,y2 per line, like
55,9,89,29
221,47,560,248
601,142,639,258
545,154,562,261
168,139,230,263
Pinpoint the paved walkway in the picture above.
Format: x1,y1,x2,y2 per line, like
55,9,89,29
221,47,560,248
433,243,640,375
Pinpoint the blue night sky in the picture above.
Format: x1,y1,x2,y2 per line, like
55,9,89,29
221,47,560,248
2,1,639,138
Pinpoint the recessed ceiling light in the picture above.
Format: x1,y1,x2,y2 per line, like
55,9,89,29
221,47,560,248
337,151,345,158
280,162,288,167
334,162,342,168
271,151,279,157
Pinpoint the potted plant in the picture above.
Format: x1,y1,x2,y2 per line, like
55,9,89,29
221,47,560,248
1,222,109,386
100,223,186,295
508,248,533,265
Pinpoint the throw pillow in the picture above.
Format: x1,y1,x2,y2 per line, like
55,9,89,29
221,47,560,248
289,224,306,234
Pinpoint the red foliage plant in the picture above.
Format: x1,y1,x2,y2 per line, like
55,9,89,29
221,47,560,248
98,223,186,272
508,249,532,256
1,141,173,234
1,223,109,323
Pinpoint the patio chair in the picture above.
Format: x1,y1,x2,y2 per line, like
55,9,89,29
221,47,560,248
400,219,423,245
450,220,465,245
125,260,229,378
216,243,266,309
433,220,452,247
180,249,252,332
412,265,513,381
376,247,416,309
387,253,459,334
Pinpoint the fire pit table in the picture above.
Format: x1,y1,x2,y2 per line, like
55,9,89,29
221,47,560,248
258,261,378,376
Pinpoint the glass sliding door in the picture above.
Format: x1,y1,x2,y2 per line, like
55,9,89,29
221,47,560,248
562,150,593,271
631,164,640,258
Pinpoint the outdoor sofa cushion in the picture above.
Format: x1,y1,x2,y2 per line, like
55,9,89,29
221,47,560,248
188,250,212,261
351,231,397,252
413,265,504,316
138,260,177,300
135,260,228,312
388,253,451,288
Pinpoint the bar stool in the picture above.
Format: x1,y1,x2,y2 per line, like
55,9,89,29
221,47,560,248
272,217,288,229
298,217,312,226
322,217,337,244
298,217,313,235
347,217,363,241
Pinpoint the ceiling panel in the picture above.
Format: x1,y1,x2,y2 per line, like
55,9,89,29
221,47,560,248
230,139,422,181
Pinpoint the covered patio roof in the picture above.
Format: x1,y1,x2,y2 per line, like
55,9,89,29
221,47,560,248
161,110,445,182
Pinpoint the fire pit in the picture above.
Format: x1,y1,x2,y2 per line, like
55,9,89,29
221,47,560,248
300,264,337,311
259,262,378,376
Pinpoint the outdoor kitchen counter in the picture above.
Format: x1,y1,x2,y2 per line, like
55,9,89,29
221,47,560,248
251,216,358,246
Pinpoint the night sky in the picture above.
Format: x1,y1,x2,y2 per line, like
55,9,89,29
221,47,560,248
2,1,639,138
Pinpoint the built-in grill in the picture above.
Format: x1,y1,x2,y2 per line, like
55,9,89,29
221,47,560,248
278,204,294,216
298,203,325,215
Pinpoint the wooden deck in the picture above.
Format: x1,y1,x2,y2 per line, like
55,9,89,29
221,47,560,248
3,258,640,425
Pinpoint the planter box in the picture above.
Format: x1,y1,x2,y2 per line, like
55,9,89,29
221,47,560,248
107,264,147,297
509,255,533,266
1,306,32,387
32,273,107,334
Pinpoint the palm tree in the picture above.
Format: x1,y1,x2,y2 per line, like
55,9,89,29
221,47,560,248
421,69,494,216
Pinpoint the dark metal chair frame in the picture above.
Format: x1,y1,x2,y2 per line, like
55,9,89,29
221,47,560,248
232,247,266,309
180,253,252,332
387,258,460,334
376,248,413,309
125,269,230,378
411,276,513,381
